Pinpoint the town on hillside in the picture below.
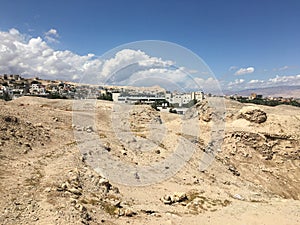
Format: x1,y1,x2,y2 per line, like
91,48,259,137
1,74,299,112
0,74,76,99
0,74,206,114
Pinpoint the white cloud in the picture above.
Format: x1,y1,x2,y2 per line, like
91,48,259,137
225,79,246,90
104,61,192,90
188,69,198,74
228,79,245,86
123,67,186,89
44,28,59,43
279,65,289,71
100,49,174,78
234,67,255,75
45,29,58,36
267,74,300,85
0,28,224,93
98,49,210,91
248,79,264,84
225,74,300,91
9,28,20,36
100,50,221,91
0,28,102,81
272,65,290,71
193,77,222,94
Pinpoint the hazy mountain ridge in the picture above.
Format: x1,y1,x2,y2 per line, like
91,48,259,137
225,85,300,98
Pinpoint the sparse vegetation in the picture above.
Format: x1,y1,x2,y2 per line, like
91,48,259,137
97,92,113,101
232,97,300,107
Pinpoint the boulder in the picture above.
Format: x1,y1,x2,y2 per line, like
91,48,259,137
195,100,212,122
238,106,267,123
161,192,187,204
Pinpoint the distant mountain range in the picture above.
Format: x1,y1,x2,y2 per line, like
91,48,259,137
224,85,300,98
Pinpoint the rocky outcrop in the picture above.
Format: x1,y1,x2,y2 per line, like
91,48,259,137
161,190,231,213
238,106,267,123
0,114,51,154
195,100,212,122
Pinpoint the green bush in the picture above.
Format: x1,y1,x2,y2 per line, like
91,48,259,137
97,92,113,101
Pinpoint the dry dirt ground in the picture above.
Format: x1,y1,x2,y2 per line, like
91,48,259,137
0,96,299,225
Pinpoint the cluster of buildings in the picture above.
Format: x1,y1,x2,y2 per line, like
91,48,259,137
111,90,205,114
0,74,206,114
3,74,298,111
0,74,28,98
0,74,77,99
112,90,204,108
229,92,300,104
0,74,211,116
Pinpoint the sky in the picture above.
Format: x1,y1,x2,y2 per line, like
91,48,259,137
0,0,299,92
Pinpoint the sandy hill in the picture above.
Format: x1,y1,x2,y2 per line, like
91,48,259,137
0,96,299,225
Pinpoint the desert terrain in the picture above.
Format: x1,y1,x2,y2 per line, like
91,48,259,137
0,96,299,225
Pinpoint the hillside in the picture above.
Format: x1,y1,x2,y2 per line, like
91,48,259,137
0,96,299,225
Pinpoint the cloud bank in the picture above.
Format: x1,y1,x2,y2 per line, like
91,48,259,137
247,74,300,87
0,28,102,81
0,28,218,92
0,28,299,93
227,74,300,90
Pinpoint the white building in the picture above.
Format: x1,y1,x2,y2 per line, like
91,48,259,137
29,84,46,95
112,92,121,102
113,90,204,107
115,92,165,104
165,91,204,107
191,91,205,101
0,86,13,98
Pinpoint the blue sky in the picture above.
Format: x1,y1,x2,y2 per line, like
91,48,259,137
0,0,299,91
